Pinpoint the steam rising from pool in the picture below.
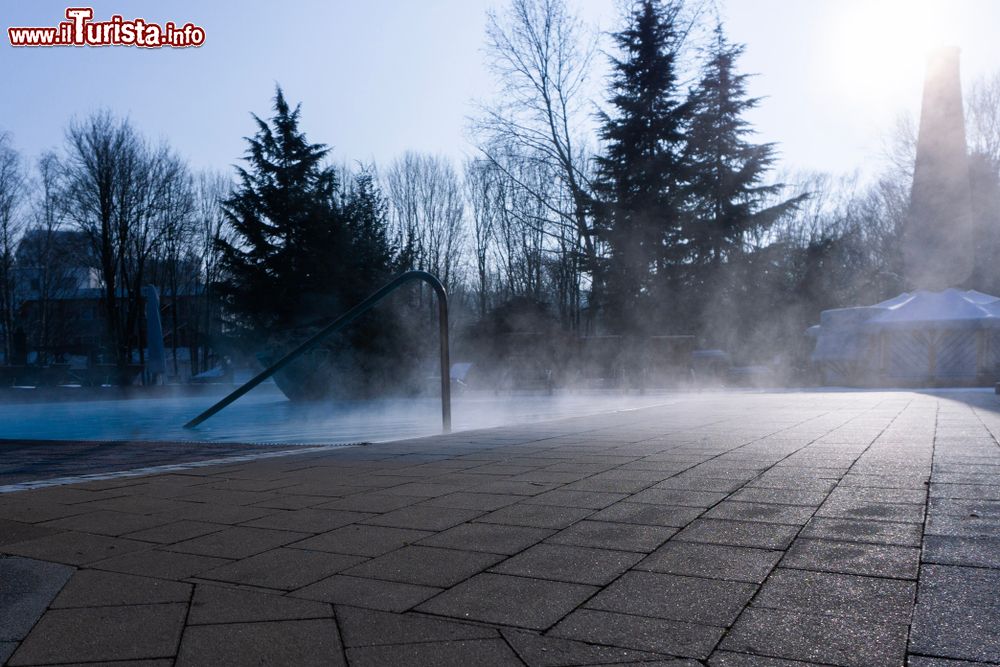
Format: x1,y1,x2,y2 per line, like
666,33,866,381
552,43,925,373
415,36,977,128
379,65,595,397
0,386,676,445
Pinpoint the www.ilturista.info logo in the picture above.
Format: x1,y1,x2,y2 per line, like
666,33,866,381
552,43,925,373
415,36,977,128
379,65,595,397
8,8,205,48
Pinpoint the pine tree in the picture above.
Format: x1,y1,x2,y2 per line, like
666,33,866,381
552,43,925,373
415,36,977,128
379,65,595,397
593,0,690,333
217,87,351,335
684,25,803,267
216,89,404,400
342,168,396,296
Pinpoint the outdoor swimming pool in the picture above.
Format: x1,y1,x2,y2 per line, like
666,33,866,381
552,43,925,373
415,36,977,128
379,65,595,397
0,386,676,445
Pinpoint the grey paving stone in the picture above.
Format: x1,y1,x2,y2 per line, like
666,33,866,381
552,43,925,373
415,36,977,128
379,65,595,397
720,607,909,667
345,638,522,667
637,541,782,583
382,482,474,498
163,526,311,559
752,568,915,622
417,522,554,554
909,565,1000,663
928,498,1000,517
709,650,836,666
922,535,1000,568
188,584,332,624
816,498,925,524
421,492,523,511
747,479,838,493
40,510,174,537
654,477,747,493
838,477,929,493
930,485,1000,500
336,606,497,646
926,514,1000,538
545,519,676,552
175,619,344,667
0,519,62,546
153,501,275,525
780,538,920,579
250,493,332,510
121,520,226,544
564,476,659,493
416,572,596,630
1,531,149,566
798,517,923,547
587,571,757,626
522,489,629,509
476,503,594,528
89,548,232,580
466,479,562,496
674,519,799,550
8,603,187,665
826,486,927,504
628,488,730,508
0,556,74,641
342,545,502,587
705,502,816,526
289,524,433,557
907,657,1000,667
501,628,671,666
292,574,441,611
241,508,374,533
589,501,703,527
490,543,643,585
0,499,91,524
51,569,190,608
314,492,426,513
361,505,484,531
197,547,364,590
551,608,724,659
727,488,829,507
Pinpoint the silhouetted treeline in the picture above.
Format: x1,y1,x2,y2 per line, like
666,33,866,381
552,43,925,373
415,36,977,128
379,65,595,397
1,0,999,388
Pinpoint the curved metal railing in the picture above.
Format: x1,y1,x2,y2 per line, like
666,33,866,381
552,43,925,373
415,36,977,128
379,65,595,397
184,270,451,432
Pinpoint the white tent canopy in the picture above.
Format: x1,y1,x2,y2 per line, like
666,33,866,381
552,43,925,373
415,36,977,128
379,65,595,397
810,289,1000,386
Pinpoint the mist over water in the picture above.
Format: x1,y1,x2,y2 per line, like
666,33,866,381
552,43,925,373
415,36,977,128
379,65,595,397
0,386,676,445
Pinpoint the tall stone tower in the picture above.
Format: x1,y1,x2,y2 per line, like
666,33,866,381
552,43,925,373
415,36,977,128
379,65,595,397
903,46,974,290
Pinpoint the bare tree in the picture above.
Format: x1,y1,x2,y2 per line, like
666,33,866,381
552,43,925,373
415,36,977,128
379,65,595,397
464,158,499,317
148,154,196,376
968,70,1000,165
475,0,598,303
192,170,232,373
386,152,465,289
20,151,79,363
0,133,25,363
62,111,191,375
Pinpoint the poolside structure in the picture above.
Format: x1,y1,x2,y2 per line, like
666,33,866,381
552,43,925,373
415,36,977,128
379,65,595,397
810,288,1000,386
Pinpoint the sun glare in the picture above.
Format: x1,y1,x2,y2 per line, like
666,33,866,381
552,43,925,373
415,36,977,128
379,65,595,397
830,0,955,102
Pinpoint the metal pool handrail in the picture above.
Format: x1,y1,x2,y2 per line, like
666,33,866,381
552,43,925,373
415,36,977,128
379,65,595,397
184,270,451,432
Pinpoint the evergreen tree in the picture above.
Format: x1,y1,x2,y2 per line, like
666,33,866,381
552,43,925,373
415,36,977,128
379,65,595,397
684,25,803,267
683,25,805,344
218,88,394,337
593,0,690,333
218,87,347,334
217,88,403,397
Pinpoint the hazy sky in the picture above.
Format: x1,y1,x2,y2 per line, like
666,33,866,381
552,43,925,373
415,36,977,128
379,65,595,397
1,0,998,179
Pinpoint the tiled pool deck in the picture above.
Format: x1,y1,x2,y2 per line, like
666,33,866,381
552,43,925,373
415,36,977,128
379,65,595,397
2,390,999,666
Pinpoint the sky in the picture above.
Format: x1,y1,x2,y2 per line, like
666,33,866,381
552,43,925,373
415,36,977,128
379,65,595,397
1,0,998,180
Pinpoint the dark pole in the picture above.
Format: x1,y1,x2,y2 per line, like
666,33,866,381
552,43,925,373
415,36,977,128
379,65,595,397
437,282,451,432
